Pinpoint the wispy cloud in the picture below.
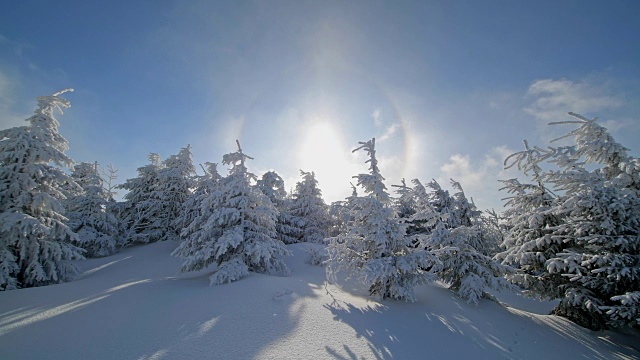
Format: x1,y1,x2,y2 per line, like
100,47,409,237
378,123,400,142
371,108,382,127
524,78,623,122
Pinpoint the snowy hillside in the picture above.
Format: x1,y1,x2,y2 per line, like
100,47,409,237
0,242,638,360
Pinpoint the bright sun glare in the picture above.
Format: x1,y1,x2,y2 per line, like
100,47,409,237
297,121,355,203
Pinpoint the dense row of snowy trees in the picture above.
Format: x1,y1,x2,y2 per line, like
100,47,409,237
1,91,638,330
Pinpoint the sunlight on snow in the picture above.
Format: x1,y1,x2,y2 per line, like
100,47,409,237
0,295,109,336
80,256,133,277
197,316,220,336
105,279,151,293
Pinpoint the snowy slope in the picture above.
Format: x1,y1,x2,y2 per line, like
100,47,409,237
0,241,638,360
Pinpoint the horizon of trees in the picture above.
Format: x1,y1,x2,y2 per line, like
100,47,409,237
0,90,638,331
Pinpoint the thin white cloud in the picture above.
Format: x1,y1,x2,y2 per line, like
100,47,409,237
524,78,623,122
600,118,635,133
371,108,382,127
378,123,400,142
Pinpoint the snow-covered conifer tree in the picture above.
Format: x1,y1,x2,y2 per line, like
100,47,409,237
66,162,120,257
478,209,505,257
288,170,330,243
495,142,565,300
327,138,438,301
256,171,300,244
414,179,512,305
327,184,359,237
0,89,84,290
172,141,290,285
256,171,287,204
392,178,421,237
124,146,195,244
176,161,222,238
499,112,640,329
118,153,164,244
152,145,196,242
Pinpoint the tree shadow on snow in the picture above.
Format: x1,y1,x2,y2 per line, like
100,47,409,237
322,282,639,360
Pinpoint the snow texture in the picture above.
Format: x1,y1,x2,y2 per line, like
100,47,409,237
0,241,637,359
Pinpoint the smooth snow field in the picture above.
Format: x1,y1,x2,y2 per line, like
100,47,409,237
1,241,638,359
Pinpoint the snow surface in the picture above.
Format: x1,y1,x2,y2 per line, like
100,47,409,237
0,241,638,359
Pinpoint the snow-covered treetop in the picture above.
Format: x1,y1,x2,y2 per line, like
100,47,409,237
148,153,162,167
0,88,75,169
352,138,389,204
551,112,629,168
257,171,287,203
201,162,222,182
295,170,323,197
72,162,103,193
223,140,255,179
549,113,640,191
164,145,195,173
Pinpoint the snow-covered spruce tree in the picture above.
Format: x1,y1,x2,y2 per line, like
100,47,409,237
499,112,640,330
66,162,120,257
118,153,164,244
392,179,421,237
548,113,639,329
327,138,438,301
478,209,506,257
125,146,195,244
414,179,512,305
176,161,222,240
327,183,358,237
256,171,300,244
172,140,290,285
152,145,197,242
0,89,84,290
495,141,566,301
288,170,331,243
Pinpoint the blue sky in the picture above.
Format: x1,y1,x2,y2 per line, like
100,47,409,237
1,1,639,210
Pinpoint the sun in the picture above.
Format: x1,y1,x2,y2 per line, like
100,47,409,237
297,121,355,203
